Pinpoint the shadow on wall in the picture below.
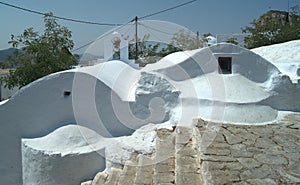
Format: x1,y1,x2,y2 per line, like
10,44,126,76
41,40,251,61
209,44,280,83
0,72,76,184
0,66,181,184
261,75,300,111
0,43,300,184
0,71,136,184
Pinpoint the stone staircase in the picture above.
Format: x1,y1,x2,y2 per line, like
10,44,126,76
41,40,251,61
81,114,300,185
81,126,203,185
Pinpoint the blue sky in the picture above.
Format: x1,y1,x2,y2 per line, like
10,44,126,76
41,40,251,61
0,0,297,53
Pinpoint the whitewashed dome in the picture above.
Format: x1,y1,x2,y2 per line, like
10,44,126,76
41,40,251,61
206,36,217,45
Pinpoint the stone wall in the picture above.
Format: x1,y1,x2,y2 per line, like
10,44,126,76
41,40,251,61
82,113,300,185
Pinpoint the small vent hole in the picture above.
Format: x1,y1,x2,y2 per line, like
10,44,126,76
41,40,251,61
63,91,71,97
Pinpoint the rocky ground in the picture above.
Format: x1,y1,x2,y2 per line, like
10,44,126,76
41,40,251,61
81,113,300,185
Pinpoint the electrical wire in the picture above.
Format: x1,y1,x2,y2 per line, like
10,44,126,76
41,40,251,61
141,24,166,44
139,22,176,36
72,21,134,52
0,0,198,53
0,1,121,26
139,0,197,20
36,0,197,52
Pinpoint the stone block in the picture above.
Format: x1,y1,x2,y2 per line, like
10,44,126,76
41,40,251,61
135,154,154,185
209,170,240,184
237,158,261,169
92,172,108,185
175,127,193,144
104,168,122,185
255,137,276,149
176,172,202,185
202,161,243,171
222,130,245,145
154,172,175,184
118,161,137,185
231,149,253,158
155,162,175,173
254,154,288,165
246,178,277,185
201,147,231,156
200,154,236,162
156,128,174,139
240,164,274,180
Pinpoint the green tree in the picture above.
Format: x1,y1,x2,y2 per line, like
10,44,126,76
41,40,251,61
128,34,161,66
155,30,202,58
128,30,200,67
203,32,213,38
169,29,199,50
242,6,300,49
128,34,160,59
0,62,9,69
226,37,239,45
2,13,77,89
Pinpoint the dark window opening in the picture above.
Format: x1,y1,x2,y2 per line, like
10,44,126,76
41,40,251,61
218,57,232,74
63,91,71,97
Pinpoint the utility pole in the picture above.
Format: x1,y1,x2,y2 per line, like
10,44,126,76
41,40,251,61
135,16,138,60
287,0,290,22
196,31,200,48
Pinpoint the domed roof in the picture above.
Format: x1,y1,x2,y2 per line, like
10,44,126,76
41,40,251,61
22,125,110,155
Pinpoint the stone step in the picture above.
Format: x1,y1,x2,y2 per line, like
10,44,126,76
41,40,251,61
134,154,154,185
104,168,122,185
118,159,138,185
86,172,108,185
81,126,204,185
89,168,122,185
154,128,175,185
175,126,203,185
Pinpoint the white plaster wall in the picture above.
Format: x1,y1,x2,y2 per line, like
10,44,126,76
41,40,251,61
144,43,281,83
208,44,300,111
22,148,104,185
0,43,299,184
209,44,281,83
144,48,218,81
0,69,137,184
143,43,300,122
0,72,76,184
0,62,178,184
22,125,106,185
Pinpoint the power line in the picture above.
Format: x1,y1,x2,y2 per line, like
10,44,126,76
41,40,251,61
0,1,198,53
139,22,176,36
74,0,198,52
0,1,121,26
71,0,199,52
72,21,134,52
72,40,95,53
139,0,197,20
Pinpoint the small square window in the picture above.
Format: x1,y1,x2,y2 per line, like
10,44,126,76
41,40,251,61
218,57,232,74
63,91,71,97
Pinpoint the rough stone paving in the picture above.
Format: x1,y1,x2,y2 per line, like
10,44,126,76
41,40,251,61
82,113,300,185
196,114,300,185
